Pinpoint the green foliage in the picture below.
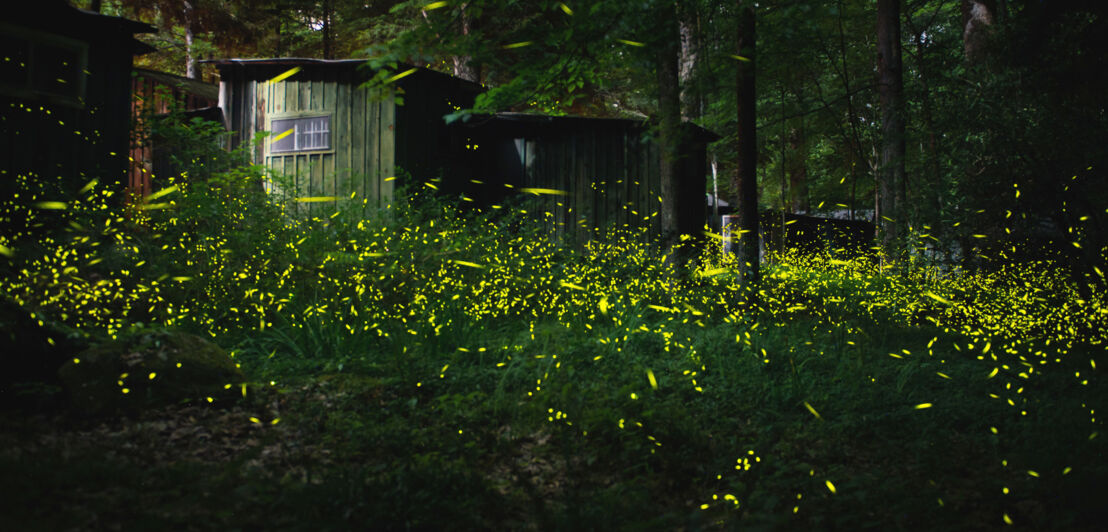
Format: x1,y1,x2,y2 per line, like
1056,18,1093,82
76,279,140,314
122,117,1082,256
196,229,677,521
145,109,247,182
3,126,1107,525
373,0,682,117
4,2,1108,528
57,328,243,415
95,0,413,77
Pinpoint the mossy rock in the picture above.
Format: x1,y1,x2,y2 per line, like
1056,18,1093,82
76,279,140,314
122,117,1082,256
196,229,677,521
57,328,243,415
0,297,89,408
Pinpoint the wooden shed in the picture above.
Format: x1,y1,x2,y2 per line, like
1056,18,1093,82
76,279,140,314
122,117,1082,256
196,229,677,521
0,1,154,204
208,58,482,215
129,68,220,198
209,58,717,240
458,113,717,242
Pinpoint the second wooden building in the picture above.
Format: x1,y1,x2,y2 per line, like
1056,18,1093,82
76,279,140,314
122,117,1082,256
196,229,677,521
210,58,716,238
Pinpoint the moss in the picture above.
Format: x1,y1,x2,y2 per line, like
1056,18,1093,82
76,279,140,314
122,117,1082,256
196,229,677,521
57,328,243,416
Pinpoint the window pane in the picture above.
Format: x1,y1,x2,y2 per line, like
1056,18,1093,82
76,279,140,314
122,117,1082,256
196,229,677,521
317,116,330,149
270,119,296,153
271,115,330,153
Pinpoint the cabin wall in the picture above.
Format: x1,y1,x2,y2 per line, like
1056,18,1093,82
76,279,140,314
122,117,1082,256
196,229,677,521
0,23,135,203
393,72,479,192
516,123,665,244
464,119,708,246
218,64,397,217
213,63,706,238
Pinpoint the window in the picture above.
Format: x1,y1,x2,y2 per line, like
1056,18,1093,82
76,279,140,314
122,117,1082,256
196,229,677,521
270,115,331,153
0,24,88,107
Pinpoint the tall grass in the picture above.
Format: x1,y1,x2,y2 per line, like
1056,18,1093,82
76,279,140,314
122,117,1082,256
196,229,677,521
1,128,1106,527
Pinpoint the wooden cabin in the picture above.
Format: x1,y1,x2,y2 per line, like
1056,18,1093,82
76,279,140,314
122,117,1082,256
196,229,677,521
210,58,718,239
458,113,717,243
208,58,483,216
0,1,154,204
129,68,221,198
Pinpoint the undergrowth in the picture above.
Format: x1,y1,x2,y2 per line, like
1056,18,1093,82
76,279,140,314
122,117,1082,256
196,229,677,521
1,140,1106,529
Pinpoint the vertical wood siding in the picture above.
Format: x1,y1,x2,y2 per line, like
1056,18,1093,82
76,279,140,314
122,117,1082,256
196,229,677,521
214,62,706,239
472,119,696,246
219,63,398,218
1,30,132,197
128,72,218,198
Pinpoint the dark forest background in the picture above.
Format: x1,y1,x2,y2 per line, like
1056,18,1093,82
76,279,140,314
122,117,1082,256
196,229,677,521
80,0,1108,274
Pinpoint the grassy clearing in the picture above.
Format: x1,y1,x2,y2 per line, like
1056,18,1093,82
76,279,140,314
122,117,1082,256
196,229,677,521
1,171,1106,530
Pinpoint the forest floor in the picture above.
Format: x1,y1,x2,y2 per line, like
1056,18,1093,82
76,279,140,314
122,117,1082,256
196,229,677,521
2,320,1106,531
2,184,1105,529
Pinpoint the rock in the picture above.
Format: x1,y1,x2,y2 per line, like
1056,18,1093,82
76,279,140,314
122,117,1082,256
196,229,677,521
0,297,87,409
58,328,243,416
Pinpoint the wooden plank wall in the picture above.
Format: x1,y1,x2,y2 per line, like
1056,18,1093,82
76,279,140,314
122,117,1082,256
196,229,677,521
0,31,133,208
215,65,698,239
128,73,219,198
218,64,396,219
393,72,476,198
512,121,665,246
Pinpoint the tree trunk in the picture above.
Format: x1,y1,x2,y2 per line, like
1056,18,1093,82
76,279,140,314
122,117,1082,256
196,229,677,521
836,0,865,222
322,0,334,60
275,12,284,56
733,2,759,282
788,125,809,213
877,0,906,254
452,4,479,82
657,2,683,257
912,29,945,240
779,87,787,249
184,1,198,79
678,4,702,120
711,156,720,226
962,0,996,63
89,0,102,13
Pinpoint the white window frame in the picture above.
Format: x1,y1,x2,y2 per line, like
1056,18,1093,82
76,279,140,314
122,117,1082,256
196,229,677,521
267,113,332,155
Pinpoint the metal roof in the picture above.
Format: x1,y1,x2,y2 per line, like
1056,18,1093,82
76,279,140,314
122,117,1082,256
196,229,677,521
200,58,367,67
134,68,219,101
202,58,486,93
8,1,156,54
203,58,719,140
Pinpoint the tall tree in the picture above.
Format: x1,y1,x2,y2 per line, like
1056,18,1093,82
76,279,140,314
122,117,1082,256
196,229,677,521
833,0,869,222
733,1,759,281
787,122,809,212
904,3,947,234
876,0,906,254
378,1,697,253
111,0,245,78
183,0,198,78
962,0,996,63
657,1,683,254
321,0,335,60
452,4,479,82
678,2,704,120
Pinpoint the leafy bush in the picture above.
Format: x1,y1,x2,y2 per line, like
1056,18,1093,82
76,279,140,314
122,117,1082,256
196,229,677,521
2,112,1106,528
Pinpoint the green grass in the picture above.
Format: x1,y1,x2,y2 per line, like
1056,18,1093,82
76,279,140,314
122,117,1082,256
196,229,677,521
1,169,1106,530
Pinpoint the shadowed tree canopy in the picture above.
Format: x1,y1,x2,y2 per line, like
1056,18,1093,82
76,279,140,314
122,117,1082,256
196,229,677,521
60,0,1107,274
